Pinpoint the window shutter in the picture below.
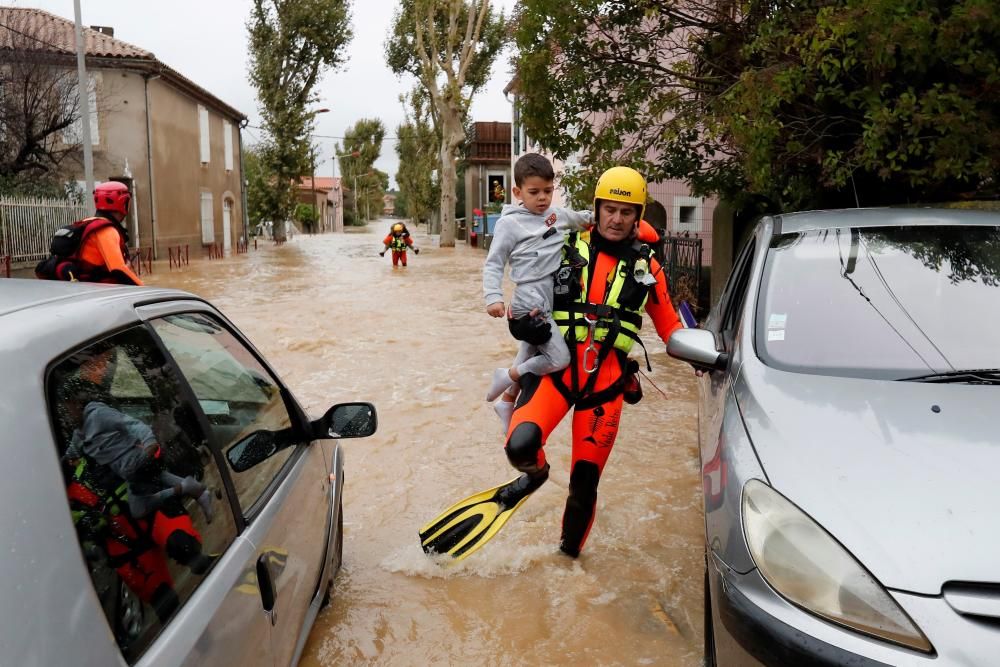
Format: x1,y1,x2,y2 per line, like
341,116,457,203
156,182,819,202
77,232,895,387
199,105,210,164
224,121,234,172
200,192,215,243
64,75,99,146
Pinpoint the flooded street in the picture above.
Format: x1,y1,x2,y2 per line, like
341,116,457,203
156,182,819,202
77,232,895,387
146,220,705,666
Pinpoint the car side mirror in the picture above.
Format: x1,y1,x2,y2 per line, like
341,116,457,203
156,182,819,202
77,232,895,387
226,430,280,473
312,402,378,440
667,328,729,372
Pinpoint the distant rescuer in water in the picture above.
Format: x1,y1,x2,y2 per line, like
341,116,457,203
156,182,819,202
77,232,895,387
420,166,684,560
380,222,420,267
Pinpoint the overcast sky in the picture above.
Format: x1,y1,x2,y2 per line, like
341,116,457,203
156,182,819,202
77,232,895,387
12,0,519,188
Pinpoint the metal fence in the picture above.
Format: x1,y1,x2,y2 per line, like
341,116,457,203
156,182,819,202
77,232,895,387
0,195,89,266
660,235,703,311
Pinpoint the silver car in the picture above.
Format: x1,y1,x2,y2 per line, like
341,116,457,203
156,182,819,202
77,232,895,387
668,209,1000,665
0,280,376,666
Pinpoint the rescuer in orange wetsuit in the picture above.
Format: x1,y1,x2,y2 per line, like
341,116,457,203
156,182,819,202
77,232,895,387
504,167,683,557
35,181,142,285
380,222,420,267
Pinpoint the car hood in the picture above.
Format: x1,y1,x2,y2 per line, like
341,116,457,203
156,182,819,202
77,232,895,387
735,360,1000,595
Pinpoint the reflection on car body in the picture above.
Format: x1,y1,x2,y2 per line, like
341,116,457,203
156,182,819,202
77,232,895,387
669,209,1000,666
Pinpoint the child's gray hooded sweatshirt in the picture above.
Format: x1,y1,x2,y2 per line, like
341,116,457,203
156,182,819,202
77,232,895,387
483,204,592,316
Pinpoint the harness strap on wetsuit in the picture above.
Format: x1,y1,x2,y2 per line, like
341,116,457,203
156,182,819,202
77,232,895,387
553,302,643,329
551,349,633,409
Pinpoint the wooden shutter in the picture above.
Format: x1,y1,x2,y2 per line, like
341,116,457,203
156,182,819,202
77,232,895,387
199,105,210,164
200,191,215,243
224,121,234,171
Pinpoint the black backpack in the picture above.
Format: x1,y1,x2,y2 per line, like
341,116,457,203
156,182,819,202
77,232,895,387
35,217,126,281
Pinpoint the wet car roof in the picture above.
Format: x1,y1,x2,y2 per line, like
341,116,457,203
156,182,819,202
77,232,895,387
773,208,1000,234
0,279,191,319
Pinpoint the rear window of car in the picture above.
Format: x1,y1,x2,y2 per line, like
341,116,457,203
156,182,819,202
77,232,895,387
755,225,1000,380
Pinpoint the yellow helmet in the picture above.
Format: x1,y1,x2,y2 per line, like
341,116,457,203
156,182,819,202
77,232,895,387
593,166,647,222
391,223,404,234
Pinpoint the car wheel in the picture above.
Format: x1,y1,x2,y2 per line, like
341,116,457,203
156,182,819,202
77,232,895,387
704,558,718,667
320,499,343,609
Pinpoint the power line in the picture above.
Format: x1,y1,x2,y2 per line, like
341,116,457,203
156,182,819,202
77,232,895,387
862,235,954,371
243,123,401,142
836,229,934,372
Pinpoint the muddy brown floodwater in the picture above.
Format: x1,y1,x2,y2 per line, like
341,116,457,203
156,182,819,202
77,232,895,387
146,220,705,667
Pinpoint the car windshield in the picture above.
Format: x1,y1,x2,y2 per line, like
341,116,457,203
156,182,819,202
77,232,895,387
756,224,1000,380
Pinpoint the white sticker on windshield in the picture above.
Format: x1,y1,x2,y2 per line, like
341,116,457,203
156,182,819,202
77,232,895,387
768,330,785,342
768,313,787,330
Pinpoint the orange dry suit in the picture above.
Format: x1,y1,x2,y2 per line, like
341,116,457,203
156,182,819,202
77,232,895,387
505,226,682,557
35,215,142,285
383,231,414,266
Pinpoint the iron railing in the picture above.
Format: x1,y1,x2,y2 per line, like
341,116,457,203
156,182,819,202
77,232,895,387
0,195,89,266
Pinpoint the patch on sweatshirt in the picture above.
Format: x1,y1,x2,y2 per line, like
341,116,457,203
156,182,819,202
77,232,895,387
545,213,557,227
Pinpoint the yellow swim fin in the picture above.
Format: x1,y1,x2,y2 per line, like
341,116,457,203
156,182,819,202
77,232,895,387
419,468,548,561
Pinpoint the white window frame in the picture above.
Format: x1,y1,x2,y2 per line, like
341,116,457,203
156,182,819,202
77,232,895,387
223,121,234,172
200,191,215,243
673,196,704,233
199,105,210,164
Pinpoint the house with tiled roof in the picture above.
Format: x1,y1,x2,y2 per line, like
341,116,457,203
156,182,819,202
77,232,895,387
296,176,344,232
0,6,247,257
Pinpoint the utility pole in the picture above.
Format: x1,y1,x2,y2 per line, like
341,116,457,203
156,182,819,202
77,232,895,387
73,0,94,194
310,149,316,234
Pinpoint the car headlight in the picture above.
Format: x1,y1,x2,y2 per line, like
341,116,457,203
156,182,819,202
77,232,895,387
742,479,933,653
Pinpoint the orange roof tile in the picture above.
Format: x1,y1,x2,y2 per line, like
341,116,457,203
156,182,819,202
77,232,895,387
298,177,341,191
0,7,152,58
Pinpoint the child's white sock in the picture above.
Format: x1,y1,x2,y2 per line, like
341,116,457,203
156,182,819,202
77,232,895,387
486,368,514,401
494,398,515,432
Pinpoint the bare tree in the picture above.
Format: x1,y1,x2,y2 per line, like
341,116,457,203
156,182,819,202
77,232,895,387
0,10,83,192
387,0,505,247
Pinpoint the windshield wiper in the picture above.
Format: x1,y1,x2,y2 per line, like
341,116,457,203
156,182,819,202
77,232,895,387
899,369,1000,385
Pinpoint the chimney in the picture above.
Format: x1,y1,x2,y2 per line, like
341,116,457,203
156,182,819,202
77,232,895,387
90,25,115,37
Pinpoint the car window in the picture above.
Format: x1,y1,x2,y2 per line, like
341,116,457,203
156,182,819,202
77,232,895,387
756,225,1000,379
719,239,756,351
47,325,237,665
150,313,301,514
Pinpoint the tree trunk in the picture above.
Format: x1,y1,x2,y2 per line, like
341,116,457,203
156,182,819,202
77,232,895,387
437,106,464,248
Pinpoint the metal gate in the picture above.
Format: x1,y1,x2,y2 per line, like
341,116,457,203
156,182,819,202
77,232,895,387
661,236,703,311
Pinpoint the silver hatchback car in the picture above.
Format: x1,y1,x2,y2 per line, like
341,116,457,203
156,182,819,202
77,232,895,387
0,280,376,666
669,209,1000,665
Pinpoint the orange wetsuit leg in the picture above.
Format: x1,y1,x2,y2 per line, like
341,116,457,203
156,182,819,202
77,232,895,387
560,350,626,556
505,373,572,474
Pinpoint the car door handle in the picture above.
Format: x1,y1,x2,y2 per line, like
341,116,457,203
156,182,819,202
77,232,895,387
256,554,278,626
